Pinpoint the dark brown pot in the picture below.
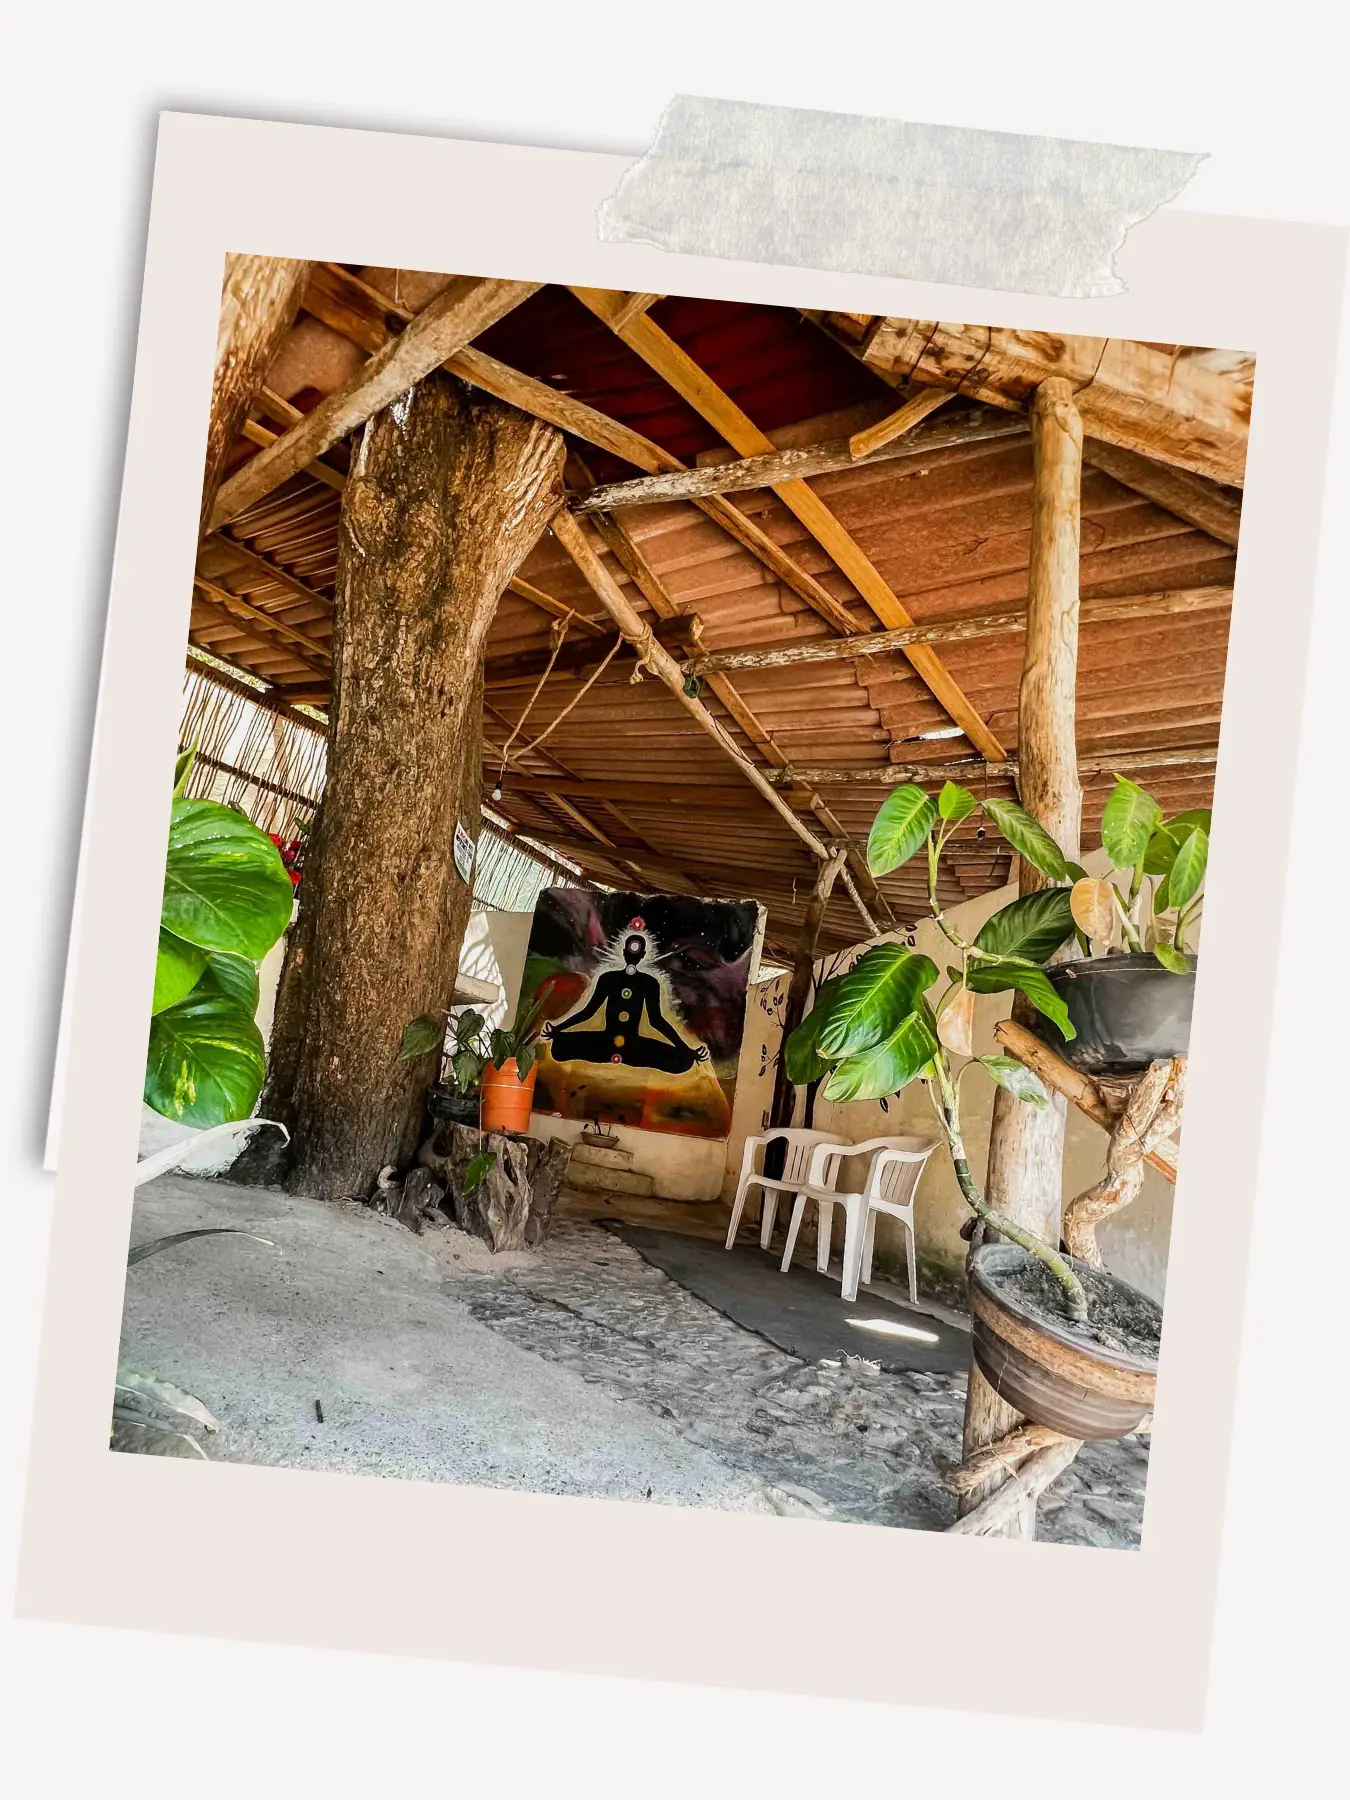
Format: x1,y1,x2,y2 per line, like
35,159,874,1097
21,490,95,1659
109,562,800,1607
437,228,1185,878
967,1242,1160,1440
1029,952,1196,1076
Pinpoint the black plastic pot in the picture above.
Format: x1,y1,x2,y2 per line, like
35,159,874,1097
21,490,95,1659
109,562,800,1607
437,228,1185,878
1029,952,1196,1076
427,1083,481,1128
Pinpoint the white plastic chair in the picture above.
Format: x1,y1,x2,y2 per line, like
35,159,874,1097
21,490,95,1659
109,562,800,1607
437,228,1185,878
724,1127,849,1251
779,1136,939,1305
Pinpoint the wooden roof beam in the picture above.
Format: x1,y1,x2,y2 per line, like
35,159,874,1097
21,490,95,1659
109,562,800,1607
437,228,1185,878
568,286,1007,763
191,576,331,674
208,275,543,531
683,586,1233,676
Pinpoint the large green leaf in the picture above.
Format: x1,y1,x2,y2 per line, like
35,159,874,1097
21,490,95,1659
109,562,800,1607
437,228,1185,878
783,976,843,1084
816,945,939,1059
938,781,976,824
400,1014,446,1060
1165,807,1212,840
822,1011,939,1103
161,799,295,960
964,963,1076,1040
981,797,1068,881
973,888,1075,965
1101,777,1161,870
152,929,207,1016
866,785,938,876
1143,825,1180,878
976,1055,1050,1108
144,991,266,1126
1153,943,1191,974
1165,827,1208,911
195,950,260,1014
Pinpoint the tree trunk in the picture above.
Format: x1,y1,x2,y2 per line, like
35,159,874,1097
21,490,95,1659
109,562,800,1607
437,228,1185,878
233,373,564,1199
201,256,310,535
960,377,1083,1535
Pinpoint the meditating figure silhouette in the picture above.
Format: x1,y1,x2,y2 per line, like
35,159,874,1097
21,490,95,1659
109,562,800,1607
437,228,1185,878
542,929,710,1075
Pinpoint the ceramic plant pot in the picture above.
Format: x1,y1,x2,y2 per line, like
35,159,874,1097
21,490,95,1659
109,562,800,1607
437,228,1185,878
967,1242,1161,1440
1030,952,1196,1076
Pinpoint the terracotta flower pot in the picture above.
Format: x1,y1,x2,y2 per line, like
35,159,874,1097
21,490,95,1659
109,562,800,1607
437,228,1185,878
967,1242,1161,1440
480,1059,538,1134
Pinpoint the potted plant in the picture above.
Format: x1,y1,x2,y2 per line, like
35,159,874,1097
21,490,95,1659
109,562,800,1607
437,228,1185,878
401,994,548,1134
784,776,1163,1439
1036,776,1208,1075
145,747,296,1129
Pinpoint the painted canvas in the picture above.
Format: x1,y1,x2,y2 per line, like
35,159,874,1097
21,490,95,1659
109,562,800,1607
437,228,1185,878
522,890,760,1139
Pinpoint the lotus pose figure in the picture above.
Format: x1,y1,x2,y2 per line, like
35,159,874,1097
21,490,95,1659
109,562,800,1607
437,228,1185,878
543,933,710,1075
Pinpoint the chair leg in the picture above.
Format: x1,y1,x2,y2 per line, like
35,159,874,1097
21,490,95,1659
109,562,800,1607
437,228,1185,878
840,1198,866,1303
779,1193,808,1273
815,1199,834,1273
861,1209,878,1288
905,1216,918,1307
759,1188,779,1251
725,1175,752,1249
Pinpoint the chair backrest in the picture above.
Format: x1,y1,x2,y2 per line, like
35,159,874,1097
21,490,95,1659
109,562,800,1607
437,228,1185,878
772,1127,847,1184
870,1137,940,1209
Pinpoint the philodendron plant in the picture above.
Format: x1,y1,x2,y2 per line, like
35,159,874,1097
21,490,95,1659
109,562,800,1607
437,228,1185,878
786,776,1109,1323
145,749,296,1127
1070,776,1209,972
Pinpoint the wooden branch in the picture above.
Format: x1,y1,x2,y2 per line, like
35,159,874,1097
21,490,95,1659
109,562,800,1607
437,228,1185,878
568,286,1007,763
945,1437,1082,1535
682,587,1232,676
238,418,347,494
505,576,609,636
209,276,542,531
772,746,1217,787
203,257,310,534
1063,1058,1186,1263
550,508,836,868
946,1422,1066,1494
611,291,665,332
1082,440,1242,546
848,387,955,459
573,409,1026,510
993,1020,1178,1183
191,576,332,672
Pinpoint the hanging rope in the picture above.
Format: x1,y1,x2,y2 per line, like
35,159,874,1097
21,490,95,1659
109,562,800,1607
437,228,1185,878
512,634,624,760
495,615,626,776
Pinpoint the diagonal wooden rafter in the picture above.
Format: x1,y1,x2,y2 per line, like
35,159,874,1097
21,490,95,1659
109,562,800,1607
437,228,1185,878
568,286,1007,763
567,452,893,924
208,275,543,531
191,575,332,673
299,262,863,637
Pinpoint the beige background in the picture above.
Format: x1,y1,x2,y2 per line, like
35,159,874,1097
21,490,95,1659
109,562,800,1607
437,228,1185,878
17,112,1346,1731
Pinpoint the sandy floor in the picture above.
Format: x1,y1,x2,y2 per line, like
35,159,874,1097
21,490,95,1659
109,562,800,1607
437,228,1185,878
118,1175,1150,1544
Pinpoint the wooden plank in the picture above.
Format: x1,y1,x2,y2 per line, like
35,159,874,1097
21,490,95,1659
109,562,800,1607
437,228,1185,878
572,407,1025,510
1081,441,1242,546
848,387,954,458
505,575,608,636
682,587,1232,675
611,292,665,332
209,276,542,531
769,746,1218,786
216,535,335,610
568,286,1007,763
192,575,332,672
203,257,310,534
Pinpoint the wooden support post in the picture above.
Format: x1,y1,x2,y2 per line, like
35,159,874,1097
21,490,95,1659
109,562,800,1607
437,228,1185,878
769,850,846,1131
960,376,1084,1537
201,256,311,535
233,376,564,1200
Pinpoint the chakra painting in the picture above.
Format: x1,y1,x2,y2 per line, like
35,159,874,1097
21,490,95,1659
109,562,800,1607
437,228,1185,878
522,890,760,1138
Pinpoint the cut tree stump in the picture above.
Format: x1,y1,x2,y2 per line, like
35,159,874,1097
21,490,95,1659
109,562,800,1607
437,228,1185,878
419,1122,570,1252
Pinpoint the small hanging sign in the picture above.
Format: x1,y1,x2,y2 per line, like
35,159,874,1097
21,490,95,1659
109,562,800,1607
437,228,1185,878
453,821,476,885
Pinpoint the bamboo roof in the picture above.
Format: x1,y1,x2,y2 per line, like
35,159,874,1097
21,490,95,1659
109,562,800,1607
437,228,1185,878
189,266,1247,958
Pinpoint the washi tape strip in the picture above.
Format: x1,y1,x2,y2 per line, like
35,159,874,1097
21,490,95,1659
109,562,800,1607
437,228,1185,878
599,96,1204,299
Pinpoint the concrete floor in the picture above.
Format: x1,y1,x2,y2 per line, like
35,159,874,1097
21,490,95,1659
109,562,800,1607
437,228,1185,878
118,1174,1150,1544
119,1175,785,1512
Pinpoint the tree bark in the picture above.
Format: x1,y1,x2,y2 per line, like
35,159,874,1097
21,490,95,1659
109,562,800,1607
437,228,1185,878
960,377,1083,1535
233,373,564,1199
201,256,311,536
